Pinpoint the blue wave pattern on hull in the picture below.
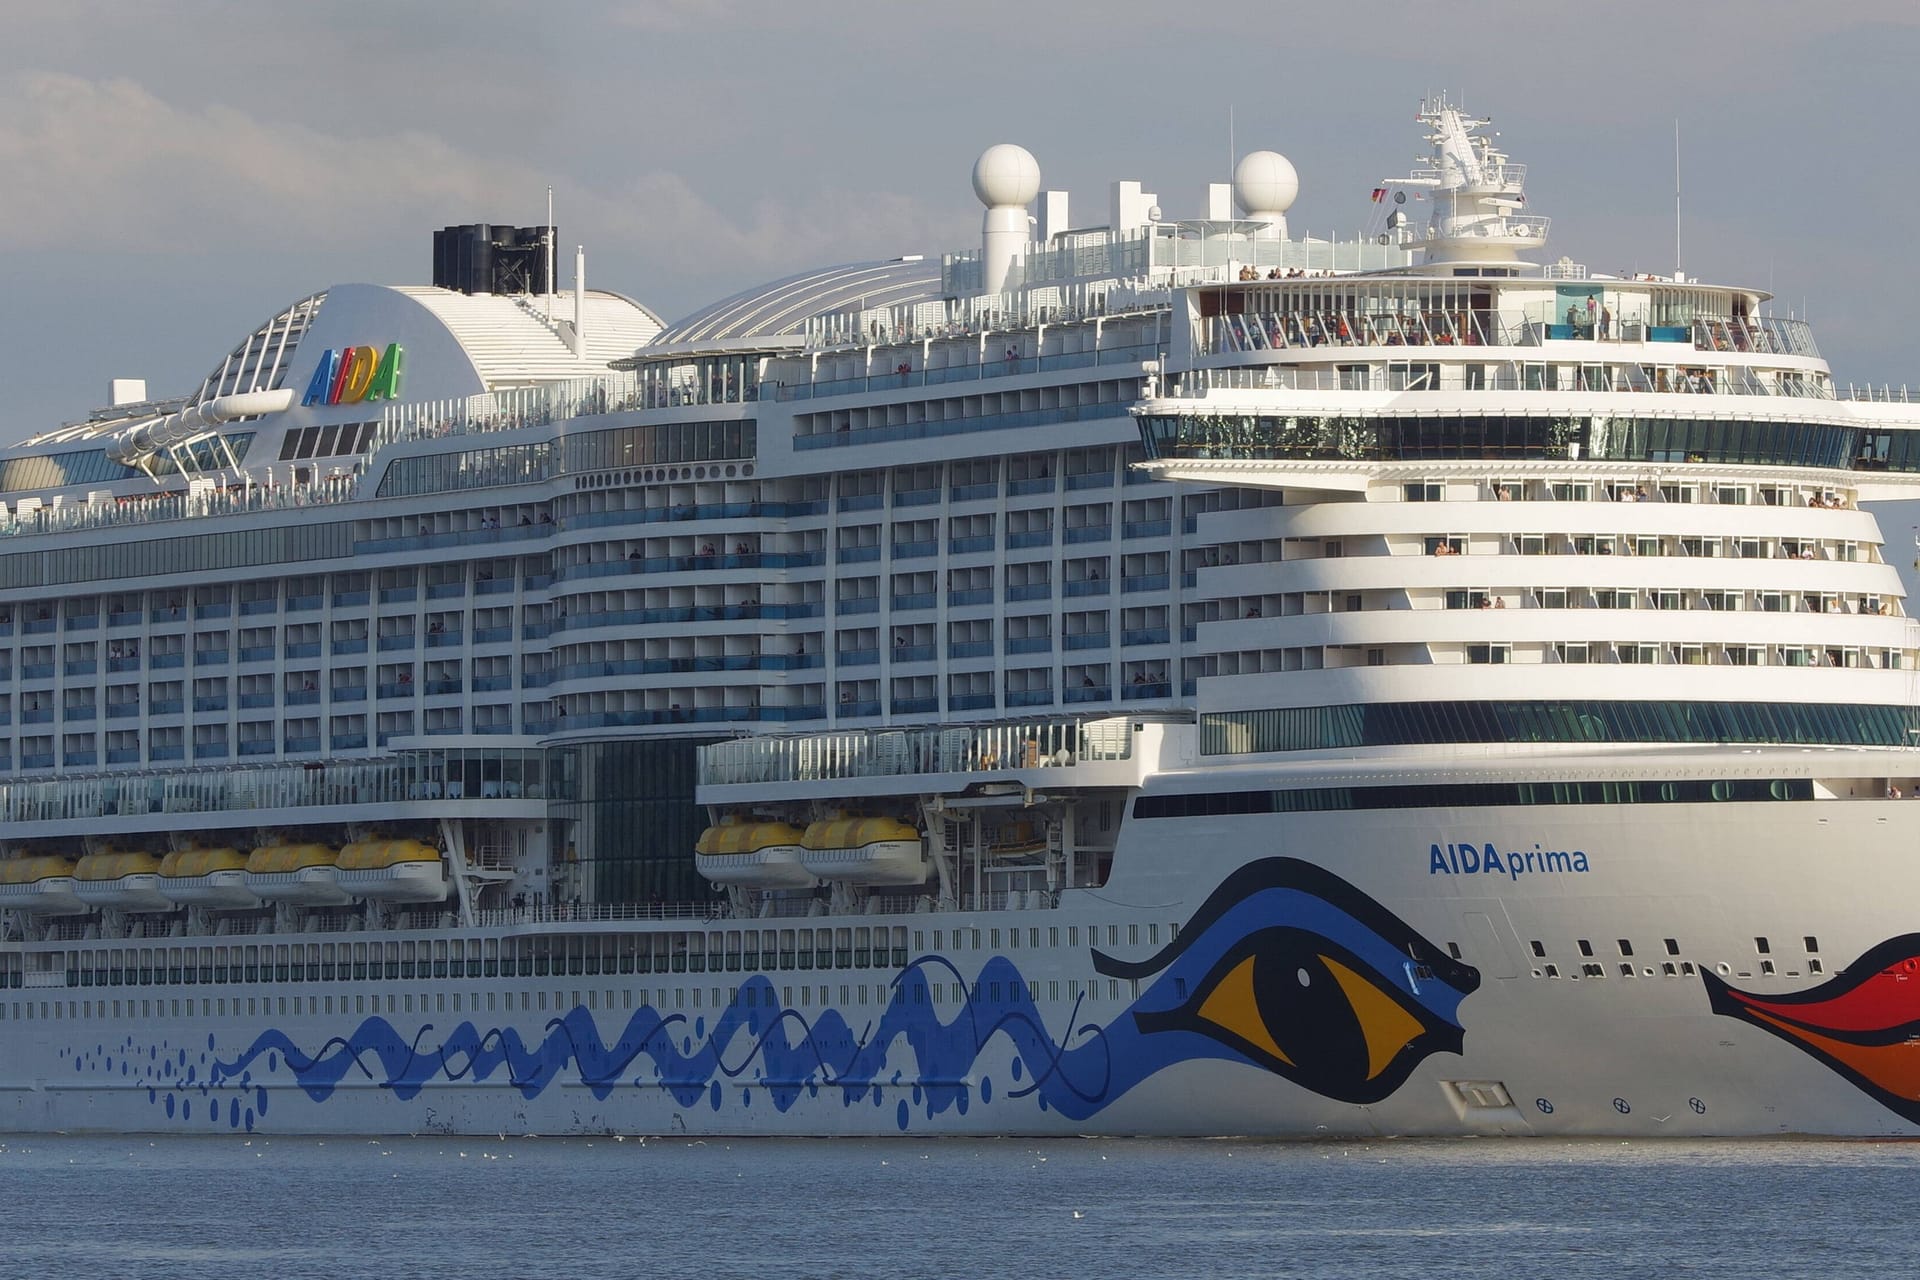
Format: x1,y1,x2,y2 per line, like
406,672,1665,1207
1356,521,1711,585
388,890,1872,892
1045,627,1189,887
69,859,1481,1129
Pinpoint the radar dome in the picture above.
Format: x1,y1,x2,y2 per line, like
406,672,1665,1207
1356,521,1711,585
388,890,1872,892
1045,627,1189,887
972,144,1042,208
1233,150,1300,216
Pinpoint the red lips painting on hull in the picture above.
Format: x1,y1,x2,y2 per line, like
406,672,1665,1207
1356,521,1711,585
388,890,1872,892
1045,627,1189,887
1704,934,1920,1123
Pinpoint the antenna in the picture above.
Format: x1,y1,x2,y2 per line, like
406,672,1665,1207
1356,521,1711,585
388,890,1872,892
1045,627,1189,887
1673,119,1682,279
545,185,555,322
1228,104,1235,180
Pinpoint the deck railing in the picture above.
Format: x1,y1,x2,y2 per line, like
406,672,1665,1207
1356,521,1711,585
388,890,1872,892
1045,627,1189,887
698,717,1135,787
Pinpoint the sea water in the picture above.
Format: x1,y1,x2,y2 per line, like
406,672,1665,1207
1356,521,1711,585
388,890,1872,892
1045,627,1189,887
0,1135,1904,1278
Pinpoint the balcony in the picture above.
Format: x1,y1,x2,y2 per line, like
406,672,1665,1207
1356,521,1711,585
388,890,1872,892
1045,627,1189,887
889,540,936,560
332,591,370,608
890,644,935,663
1006,636,1052,655
1122,627,1172,646
238,646,275,663
890,697,939,715
1065,633,1112,651
1065,472,1114,491
330,639,368,656
948,693,995,712
1065,686,1113,704
1064,579,1110,598
1123,574,1171,594
193,650,229,667
377,635,417,652
948,536,995,555
950,641,994,659
1064,525,1113,545
1122,681,1173,701
1006,583,1051,603
889,593,936,613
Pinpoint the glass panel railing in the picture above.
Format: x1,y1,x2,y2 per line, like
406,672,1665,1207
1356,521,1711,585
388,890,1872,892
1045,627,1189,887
698,716,1135,786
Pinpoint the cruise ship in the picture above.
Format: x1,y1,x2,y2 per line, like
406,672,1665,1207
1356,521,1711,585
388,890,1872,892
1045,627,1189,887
6,99,1920,1138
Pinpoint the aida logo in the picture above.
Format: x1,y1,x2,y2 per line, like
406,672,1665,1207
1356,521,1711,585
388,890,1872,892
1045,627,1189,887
301,344,406,406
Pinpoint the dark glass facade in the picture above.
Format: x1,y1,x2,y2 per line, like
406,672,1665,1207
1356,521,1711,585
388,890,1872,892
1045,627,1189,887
1202,700,1920,755
1139,413,1869,470
1135,774,1814,820
547,739,725,907
0,519,355,589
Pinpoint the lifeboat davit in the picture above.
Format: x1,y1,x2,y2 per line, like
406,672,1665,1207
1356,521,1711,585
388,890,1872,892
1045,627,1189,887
696,817,814,888
0,855,89,915
157,847,259,908
798,816,929,885
335,838,450,903
246,843,350,906
73,851,173,912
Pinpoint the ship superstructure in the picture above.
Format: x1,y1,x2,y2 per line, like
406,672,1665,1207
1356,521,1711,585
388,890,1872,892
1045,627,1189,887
6,104,1920,1138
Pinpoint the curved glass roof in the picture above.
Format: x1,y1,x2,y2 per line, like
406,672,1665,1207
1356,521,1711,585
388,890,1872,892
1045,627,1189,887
654,258,943,346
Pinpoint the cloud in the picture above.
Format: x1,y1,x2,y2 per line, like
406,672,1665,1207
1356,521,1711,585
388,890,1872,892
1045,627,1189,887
0,72,511,252
0,70,962,273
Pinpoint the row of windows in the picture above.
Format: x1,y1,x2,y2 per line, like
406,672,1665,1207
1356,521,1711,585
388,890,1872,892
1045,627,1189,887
1200,701,1920,755
1139,413,1868,470
1133,775,1814,820
0,920,1174,991
0,521,355,590
1,974,1143,1028
375,420,756,500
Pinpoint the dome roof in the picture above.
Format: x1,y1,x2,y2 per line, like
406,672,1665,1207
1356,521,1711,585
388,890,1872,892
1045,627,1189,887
652,258,944,346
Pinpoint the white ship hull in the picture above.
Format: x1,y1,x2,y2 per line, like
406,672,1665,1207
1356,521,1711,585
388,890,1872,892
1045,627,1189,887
8,796,1920,1138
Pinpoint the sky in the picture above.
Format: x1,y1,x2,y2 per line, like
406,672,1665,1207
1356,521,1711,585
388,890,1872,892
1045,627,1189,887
2,0,1918,442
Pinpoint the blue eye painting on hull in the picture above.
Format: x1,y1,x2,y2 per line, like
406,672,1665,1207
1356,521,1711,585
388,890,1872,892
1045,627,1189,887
81,859,1479,1129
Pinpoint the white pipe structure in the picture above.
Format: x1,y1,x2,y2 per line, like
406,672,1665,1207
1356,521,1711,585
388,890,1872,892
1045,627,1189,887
572,245,586,357
105,388,296,469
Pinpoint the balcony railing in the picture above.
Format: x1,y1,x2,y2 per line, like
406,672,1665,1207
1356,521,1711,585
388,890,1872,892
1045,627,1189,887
699,716,1136,786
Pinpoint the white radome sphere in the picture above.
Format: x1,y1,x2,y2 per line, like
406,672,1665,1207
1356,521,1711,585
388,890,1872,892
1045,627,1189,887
1234,150,1300,215
972,144,1042,208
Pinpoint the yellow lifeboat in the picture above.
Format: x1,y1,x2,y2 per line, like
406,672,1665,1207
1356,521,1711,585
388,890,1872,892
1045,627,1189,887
0,854,88,915
798,816,928,886
157,846,258,909
987,820,1048,859
695,816,813,889
245,844,350,906
334,838,449,903
73,850,173,912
